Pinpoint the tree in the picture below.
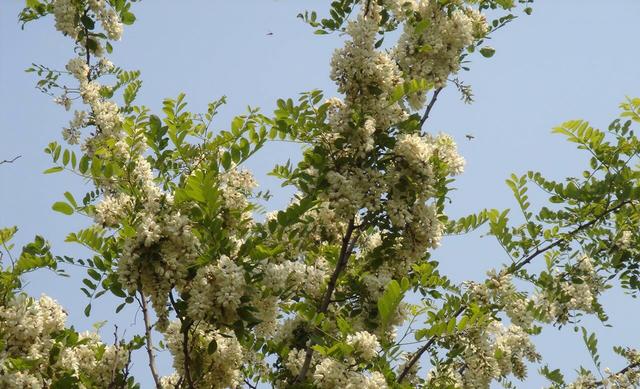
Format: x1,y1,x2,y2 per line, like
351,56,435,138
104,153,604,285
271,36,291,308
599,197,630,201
1,0,639,388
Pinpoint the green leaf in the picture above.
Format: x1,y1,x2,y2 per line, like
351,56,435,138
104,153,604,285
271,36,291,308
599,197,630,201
43,166,63,174
207,339,218,354
63,192,77,208
80,15,95,30
479,46,496,58
52,202,73,215
377,280,403,327
414,19,430,35
121,11,136,25
0,226,18,245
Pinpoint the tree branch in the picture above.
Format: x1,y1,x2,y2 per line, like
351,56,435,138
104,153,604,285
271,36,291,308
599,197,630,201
510,199,632,273
419,87,443,130
138,291,161,389
396,199,632,383
294,218,357,383
591,361,640,387
169,292,195,389
0,155,21,165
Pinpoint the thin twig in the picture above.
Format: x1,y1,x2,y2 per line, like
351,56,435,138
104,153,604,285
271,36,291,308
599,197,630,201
138,291,161,389
419,87,443,130
244,379,258,389
0,155,21,165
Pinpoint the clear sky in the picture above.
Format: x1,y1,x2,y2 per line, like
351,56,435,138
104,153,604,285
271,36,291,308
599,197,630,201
1,1,640,387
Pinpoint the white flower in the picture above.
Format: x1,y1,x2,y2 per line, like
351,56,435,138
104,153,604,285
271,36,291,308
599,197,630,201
62,127,81,145
53,0,80,38
347,331,380,361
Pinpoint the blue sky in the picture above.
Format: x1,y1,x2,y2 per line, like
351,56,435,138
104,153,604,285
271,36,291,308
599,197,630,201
1,1,640,387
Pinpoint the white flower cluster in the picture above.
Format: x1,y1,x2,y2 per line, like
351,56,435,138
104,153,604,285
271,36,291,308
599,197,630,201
53,0,80,39
434,133,466,175
0,294,127,388
394,1,488,107
66,57,123,141
94,192,133,226
284,348,309,377
54,0,123,42
617,230,634,250
446,321,540,387
346,331,380,361
62,110,88,145
163,321,244,389
220,168,257,209
534,256,603,324
469,270,535,329
220,168,258,229
56,331,127,385
394,133,435,172
187,255,246,323
330,13,407,132
313,357,388,389
262,256,329,299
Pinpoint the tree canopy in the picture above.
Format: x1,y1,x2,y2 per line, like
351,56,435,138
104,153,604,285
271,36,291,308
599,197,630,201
1,1,640,388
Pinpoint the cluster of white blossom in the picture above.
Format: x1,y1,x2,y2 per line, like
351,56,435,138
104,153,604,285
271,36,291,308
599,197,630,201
324,167,386,218
187,255,245,323
94,192,133,226
220,168,257,209
61,110,88,145
261,257,329,299
57,331,128,385
330,11,407,131
162,321,244,388
220,168,258,230
313,357,388,389
118,207,199,328
318,5,472,331
88,0,124,41
440,321,540,387
284,348,310,377
534,256,603,324
394,1,488,108
346,331,380,361
0,294,127,388
469,270,535,328
617,230,634,251
54,0,123,41
53,0,80,39
65,56,123,144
